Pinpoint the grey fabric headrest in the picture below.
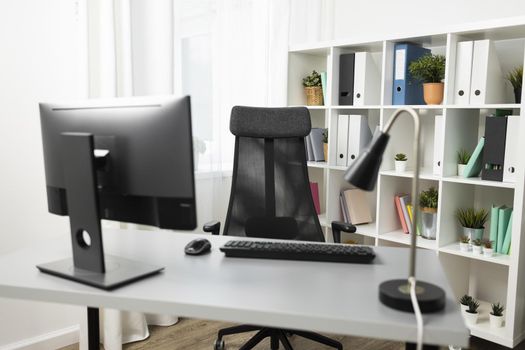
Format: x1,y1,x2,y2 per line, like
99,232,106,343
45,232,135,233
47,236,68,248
230,106,311,138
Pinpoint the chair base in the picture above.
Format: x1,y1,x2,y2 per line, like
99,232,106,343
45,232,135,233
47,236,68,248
216,324,343,350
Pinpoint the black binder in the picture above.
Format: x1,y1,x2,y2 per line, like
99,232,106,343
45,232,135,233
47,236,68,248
339,53,355,105
481,116,508,181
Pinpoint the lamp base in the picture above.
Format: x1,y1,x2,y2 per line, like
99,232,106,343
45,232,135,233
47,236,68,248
379,279,445,313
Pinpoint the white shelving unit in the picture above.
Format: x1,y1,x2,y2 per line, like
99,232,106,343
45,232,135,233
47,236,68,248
287,18,525,348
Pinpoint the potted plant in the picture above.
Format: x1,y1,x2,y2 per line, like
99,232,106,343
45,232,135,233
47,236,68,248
505,65,523,104
456,207,488,241
419,187,438,240
408,54,446,105
457,149,471,176
483,240,494,257
464,298,480,325
302,70,323,106
490,302,505,328
322,129,328,161
472,239,483,255
459,294,473,312
459,235,470,252
394,153,407,172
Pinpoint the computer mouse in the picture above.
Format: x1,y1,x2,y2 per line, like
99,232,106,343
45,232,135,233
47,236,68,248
184,238,212,255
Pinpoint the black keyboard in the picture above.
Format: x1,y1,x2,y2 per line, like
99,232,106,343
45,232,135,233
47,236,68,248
220,240,375,264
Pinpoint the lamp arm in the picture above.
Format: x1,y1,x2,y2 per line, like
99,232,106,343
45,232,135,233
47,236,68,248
382,108,421,279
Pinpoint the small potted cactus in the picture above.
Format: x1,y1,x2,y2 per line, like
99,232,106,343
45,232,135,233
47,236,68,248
490,302,505,328
394,153,407,172
459,235,470,252
464,298,480,325
483,240,494,257
459,294,472,312
472,239,483,255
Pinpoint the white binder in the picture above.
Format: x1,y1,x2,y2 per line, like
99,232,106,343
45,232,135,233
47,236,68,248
503,115,520,183
453,41,474,105
336,114,349,166
470,39,504,105
433,115,444,175
353,52,380,106
347,115,372,166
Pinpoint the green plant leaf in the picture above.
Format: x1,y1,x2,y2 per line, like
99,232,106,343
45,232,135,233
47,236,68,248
408,54,446,83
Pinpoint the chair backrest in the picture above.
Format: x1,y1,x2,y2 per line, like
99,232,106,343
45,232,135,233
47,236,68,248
223,106,324,242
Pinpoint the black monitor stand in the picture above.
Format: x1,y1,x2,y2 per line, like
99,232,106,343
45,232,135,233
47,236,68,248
36,133,164,290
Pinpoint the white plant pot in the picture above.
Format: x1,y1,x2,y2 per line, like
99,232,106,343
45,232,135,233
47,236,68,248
459,242,471,252
472,245,482,255
395,160,407,173
460,304,469,312
483,247,494,257
489,313,504,328
464,311,479,325
458,164,467,176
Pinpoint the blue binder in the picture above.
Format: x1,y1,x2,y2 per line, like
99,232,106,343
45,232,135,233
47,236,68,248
392,43,430,105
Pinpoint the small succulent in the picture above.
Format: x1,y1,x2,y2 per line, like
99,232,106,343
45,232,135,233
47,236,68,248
322,129,328,143
456,208,488,229
472,239,482,247
483,240,494,249
506,65,523,90
460,235,470,244
395,153,407,161
457,149,471,165
491,302,505,317
459,294,472,306
302,70,322,87
467,299,480,314
420,187,438,209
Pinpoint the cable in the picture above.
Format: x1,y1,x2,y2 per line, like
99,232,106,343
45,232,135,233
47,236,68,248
409,276,423,350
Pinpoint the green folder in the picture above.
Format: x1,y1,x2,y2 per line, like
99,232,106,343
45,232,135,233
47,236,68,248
497,207,512,253
489,205,500,251
501,212,513,255
463,137,484,178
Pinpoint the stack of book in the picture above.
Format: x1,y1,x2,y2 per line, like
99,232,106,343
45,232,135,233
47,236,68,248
305,128,325,162
394,194,415,234
489,205,513,255
339,188,372,225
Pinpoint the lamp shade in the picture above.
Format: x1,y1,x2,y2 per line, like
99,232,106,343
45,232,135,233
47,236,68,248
344,132,390,191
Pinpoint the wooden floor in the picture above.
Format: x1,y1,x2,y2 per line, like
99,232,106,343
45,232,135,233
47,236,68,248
59,318,517,350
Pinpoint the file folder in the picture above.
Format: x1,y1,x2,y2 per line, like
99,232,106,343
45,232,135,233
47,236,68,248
339,54,355,105
336,114,349,166
503,116,519,183
482,116,507,181
470,40,504,105
310,128,325,162
392,43,430,105
347,115,372,166
353,52,380,106
453,41,474,105
433,115,444,175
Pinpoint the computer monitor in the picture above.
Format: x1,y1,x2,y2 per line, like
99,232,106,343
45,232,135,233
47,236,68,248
37,95,196,290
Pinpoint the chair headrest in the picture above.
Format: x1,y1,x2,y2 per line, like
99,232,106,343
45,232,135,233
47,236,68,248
230,106,311,138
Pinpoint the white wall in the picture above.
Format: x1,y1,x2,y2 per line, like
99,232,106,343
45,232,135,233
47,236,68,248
0,0,86,347
290,0,525,45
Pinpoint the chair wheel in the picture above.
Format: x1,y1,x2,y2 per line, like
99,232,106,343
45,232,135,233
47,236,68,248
214,339,225,350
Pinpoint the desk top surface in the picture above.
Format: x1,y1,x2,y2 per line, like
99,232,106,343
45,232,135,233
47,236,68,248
0,229,469,347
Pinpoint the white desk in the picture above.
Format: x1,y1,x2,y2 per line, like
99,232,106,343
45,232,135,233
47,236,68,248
0,229,469,348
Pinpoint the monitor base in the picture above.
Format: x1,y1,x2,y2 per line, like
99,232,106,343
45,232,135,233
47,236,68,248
37,255,164,291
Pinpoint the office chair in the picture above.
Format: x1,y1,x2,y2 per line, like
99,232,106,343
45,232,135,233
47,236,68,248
204,106,355,350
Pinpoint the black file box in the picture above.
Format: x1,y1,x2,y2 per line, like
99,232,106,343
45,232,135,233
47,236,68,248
481,116,508,181
339,53,355,105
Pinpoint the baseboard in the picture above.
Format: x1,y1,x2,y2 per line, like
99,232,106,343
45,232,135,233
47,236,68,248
0,325,79,350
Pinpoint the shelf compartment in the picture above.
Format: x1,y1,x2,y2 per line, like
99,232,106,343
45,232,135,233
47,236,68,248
439,243,511,266
465,300,512,347
442,176,515,189
287,51,329,106
378,230,437,250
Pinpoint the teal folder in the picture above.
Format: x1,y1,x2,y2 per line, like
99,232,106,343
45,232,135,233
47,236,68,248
501,212,513,255
489,205,500,250
497,207,512,253
463,137,485,178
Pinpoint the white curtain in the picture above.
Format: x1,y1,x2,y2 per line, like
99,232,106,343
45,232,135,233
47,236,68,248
83,0,290,349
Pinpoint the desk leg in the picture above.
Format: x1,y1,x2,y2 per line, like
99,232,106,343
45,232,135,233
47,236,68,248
405,343,438,350
87,307,100,350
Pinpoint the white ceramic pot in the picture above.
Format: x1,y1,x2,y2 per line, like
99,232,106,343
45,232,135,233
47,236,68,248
489,313,504,328
459,242,470,252
458,164,467,176
460,304,469,312
472,245,482,255
395,160,407,173
464,311,479,325
483,247,494,257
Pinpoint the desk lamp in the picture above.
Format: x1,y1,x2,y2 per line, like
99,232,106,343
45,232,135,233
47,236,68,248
344,107,445,313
